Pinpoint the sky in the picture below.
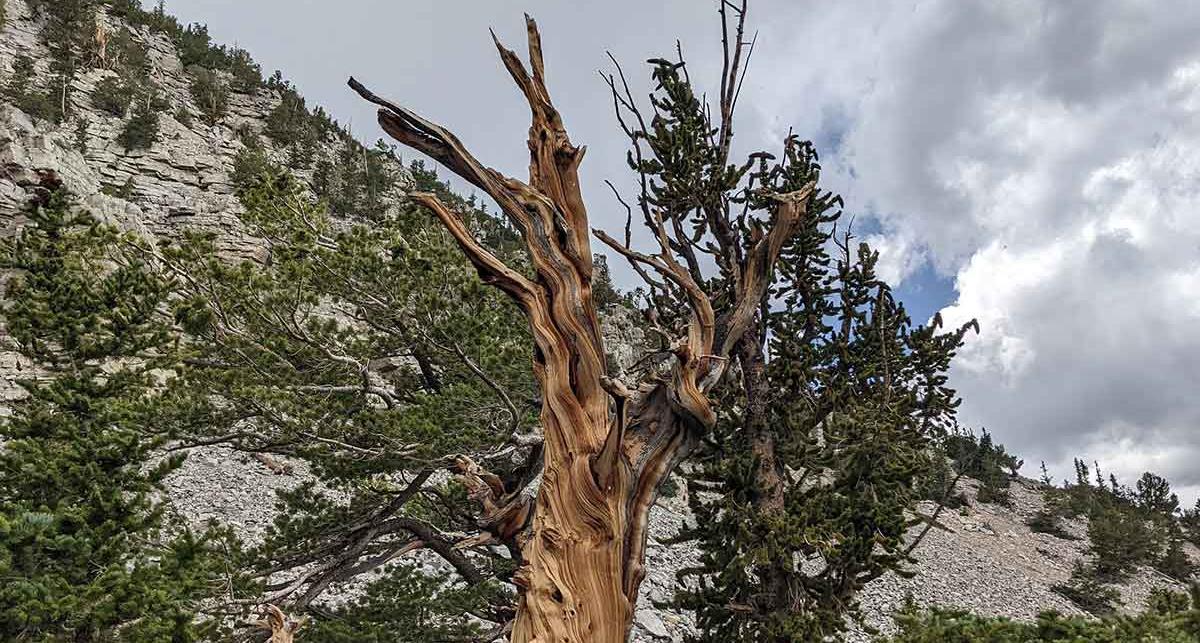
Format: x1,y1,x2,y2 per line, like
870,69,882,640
158,0,1200,505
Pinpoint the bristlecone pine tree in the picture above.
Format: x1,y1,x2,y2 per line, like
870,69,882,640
349,3,974,641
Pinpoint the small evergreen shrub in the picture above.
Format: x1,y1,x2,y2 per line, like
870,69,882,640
101,177,137,200
265,89,324,168
235,122,260,148
592,255,622,310
917,448,969,509
226,47,263,92
118,100,161,151
1134,471,1181,518
312,138,400,216
92,75,134,116
883,592,1200,642
73,118,89,153
947,429,1021,506
658,474,680,499
1027,508,1075,540
1089,505,1158,580
1051,562,1122,616
976,482,1011,506
188,67,229,125
266,91,312,145
176,23,218,68
4,54,60,122
920,428,1019,508
173,22,262,91
1156,528,1198,582
232,146,273,190
301,564,499,642
1145,587,1192,615
107,0,177,36
1184,499,1200,547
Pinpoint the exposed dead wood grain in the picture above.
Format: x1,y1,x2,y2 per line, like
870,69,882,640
350,12,814,642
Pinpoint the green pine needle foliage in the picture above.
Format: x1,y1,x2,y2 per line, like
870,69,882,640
118,98,161,152
154,157,529,622
882,586,1200,642
188,67,229,125
302,564,503,642
0,186,244,641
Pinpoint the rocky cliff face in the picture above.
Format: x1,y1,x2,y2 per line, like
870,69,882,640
1,2,1195,641
2,0,272,253
0,0,405,392
0,3,247,407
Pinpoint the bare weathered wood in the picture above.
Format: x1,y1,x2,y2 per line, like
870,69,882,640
350,12,815,642
254,605,305,643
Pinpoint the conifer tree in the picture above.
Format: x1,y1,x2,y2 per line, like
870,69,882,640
672,225,973,639
1135,471,1180,518
348,2,975,639
1183,499,1200,547
0,181,238,641
885,586,1200,641
1156,524,1197,583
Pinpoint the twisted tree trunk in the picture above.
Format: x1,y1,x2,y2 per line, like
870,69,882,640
351,14,811,642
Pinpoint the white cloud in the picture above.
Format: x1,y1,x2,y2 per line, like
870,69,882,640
755,0,1200,503
863,232,926,285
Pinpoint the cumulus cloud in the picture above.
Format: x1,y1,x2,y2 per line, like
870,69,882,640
756,0,1200,502
165,0,1200,502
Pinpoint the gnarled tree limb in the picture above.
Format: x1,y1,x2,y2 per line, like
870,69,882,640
350,9,815,642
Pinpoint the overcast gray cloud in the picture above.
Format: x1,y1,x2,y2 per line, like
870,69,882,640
162,0,1200,504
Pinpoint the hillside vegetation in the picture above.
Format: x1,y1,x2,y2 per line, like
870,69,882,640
0,1,1196,641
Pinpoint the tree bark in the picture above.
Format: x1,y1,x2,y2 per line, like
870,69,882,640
737,329,795,612
350,16,813,641
739,331,785,513
350,29,705,634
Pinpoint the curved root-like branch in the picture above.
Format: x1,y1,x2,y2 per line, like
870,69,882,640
453,455,534,544
254,605,305,643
